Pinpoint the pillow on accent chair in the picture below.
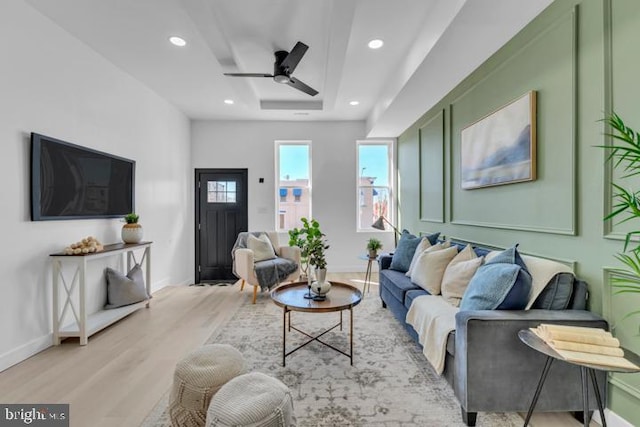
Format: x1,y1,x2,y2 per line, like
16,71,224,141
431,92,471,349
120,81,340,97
105,264,150,309
441,244,484,307
410,246,458,295
247,233,277,262
459,245,532,310
389,230,421,272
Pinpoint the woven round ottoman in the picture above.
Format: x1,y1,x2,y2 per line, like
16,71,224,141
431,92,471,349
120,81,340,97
168,344,246,427
205,372,295,427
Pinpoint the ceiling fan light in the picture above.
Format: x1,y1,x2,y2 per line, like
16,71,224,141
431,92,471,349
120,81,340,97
169,36,187,47
273,75,290,84
368,39,384,49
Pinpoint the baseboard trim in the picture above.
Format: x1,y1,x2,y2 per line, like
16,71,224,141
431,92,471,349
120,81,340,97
592,408,634,427
0,334,52,373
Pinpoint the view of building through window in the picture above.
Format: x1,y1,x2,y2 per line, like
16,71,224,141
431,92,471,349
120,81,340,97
276,142,311,230
358,142,393,230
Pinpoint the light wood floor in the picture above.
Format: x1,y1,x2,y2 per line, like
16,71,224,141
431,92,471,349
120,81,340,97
0,273,594,427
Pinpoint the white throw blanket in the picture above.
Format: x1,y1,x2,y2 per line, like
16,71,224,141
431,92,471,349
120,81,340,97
406,295,459,374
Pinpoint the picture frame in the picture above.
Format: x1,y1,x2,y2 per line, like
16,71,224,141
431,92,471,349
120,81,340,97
460,91,537,190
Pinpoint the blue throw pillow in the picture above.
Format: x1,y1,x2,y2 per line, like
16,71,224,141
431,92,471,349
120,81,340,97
421,231,441,246
389,230,421,272
460,245,532,310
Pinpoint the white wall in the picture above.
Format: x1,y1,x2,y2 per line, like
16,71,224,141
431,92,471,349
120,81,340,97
0,1,192,370
191,120,396,272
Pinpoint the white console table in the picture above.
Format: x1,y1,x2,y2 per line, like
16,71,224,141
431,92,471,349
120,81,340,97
50,241,152,345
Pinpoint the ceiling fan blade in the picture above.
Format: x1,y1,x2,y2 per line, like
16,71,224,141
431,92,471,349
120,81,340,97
287,77,318,96
223,73,273,77
280,42,309,74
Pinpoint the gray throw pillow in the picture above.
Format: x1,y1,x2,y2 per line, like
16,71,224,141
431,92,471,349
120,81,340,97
531,272,574,310
105,264,150,309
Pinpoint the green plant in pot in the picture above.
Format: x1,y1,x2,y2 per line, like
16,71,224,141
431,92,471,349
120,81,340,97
121,212,143,244
600,113,640,319
367,238,383,258
288,218,330,294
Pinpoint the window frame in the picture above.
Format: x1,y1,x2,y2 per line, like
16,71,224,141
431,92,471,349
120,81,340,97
275,140,312,231
356,140,395,232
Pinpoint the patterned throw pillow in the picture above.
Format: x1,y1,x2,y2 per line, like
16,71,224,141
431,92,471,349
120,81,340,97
460,245,532,310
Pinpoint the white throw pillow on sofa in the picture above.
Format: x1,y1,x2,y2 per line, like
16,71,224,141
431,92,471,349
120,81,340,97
410,246,458,294
406,240,450,277
441,245,484,307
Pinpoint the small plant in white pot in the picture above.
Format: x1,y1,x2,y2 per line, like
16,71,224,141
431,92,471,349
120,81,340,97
121,212,143,244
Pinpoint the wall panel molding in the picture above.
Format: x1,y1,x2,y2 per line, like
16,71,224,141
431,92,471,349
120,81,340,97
419,110,445,223
447,7,578,235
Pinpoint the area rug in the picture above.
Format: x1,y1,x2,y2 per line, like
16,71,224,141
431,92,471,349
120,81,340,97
141,287,523,427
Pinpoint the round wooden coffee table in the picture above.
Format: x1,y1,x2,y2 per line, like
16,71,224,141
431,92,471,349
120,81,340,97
271,281,362,366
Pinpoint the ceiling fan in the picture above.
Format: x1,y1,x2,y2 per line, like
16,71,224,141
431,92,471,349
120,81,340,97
224,41,318,96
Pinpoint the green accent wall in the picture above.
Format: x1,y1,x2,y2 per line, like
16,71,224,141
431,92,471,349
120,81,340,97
397,0,640,423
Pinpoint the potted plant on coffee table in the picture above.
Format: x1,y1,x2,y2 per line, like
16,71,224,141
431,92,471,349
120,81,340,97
288,217,330,296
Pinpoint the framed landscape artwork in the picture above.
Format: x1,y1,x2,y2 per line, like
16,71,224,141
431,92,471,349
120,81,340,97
461,91,537,189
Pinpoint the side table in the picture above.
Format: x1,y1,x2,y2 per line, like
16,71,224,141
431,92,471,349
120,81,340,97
518,329,640,427
358,254,379,294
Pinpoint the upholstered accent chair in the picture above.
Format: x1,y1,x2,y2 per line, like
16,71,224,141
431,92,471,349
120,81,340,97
233,232,300,304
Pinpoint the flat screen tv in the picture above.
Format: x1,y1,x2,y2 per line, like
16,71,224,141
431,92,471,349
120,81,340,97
31,133,135,221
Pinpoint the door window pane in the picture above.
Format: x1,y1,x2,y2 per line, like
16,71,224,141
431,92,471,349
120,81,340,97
208,180,237,203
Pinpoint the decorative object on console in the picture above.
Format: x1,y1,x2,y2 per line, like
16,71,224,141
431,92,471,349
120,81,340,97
599,113,640,318
366,237,382,258
121,212,143,243
371,215,400,246
63,235,104,255
461,91,537,189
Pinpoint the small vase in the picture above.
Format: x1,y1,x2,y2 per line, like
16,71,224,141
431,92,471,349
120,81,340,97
312,268,331,295
122,223,143,243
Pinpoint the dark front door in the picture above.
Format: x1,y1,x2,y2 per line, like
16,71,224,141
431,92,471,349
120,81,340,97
195,169,248,283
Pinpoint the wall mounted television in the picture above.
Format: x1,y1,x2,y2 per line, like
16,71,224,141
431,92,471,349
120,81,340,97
31,133,135,221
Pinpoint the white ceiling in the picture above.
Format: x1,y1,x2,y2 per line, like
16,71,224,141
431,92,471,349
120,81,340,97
24,0,553,137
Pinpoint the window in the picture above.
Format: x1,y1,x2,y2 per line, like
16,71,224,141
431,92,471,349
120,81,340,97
357,141,394,231
276,141,311,230
207,180,236,203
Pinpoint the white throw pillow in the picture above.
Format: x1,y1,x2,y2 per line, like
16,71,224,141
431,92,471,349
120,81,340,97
410,246,458,295
405,238,431,277
405,240,451,277
441,245,483,307
247,233,276,262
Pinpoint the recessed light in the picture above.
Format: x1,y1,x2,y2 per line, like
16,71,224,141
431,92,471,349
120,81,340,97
169,36,187,47
224,99,234,105
368,39,384,49
349,101,360,106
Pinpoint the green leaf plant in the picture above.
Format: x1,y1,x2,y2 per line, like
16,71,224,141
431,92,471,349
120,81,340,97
288,218,330,277
600,112,640,319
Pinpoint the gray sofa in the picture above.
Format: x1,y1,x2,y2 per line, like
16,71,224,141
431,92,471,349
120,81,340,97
378,243,608,426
